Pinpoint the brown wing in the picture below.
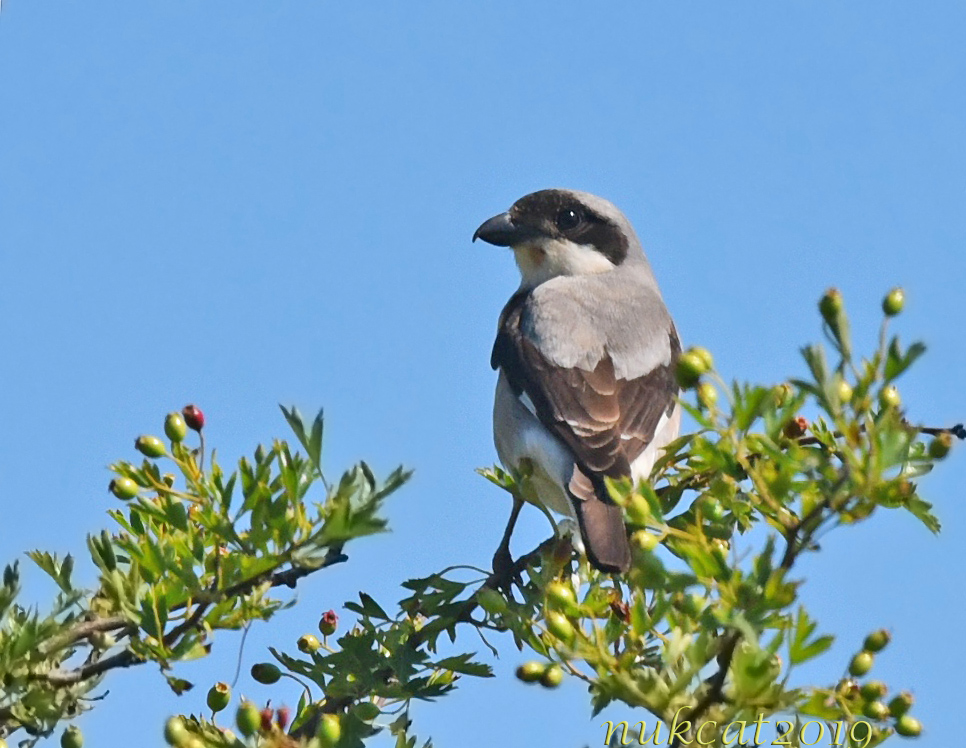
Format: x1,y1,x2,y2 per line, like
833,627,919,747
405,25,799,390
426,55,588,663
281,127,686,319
491,291,680,572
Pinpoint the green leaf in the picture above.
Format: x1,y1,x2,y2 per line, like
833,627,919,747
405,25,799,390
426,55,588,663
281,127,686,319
885,339,926,382
165,675,193,695
433,653,494,678
904,495,941,534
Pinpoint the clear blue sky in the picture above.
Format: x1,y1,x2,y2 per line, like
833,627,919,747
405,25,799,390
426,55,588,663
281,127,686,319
1,3,964,746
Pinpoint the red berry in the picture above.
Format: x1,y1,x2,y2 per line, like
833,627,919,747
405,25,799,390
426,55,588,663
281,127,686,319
276,707,290,731
260,707,274,733
319,610,338,636
182,404,205,432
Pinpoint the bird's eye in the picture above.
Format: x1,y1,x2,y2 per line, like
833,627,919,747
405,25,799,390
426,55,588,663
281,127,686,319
555,208,582,232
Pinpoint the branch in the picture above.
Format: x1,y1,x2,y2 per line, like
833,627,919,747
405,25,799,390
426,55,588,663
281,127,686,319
28,548,350,692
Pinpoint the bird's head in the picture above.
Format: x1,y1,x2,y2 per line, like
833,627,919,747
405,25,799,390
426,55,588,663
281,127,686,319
473,188,644,288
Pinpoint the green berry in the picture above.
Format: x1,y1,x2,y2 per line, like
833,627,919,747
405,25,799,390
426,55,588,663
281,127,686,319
849,651,874,677
773,383,793,407
298,634,321,653
888,691,914,718
894,714,922,737
692,347,714,372
540,663,564,688
109,477,139,500
928,433,953,459
135,435,167,458
516,661,545,683
235,702,261,737
632,530,659,552
819,288,844,323
675,350,708,388
164,412,188,443
836,379,854,404
164,716,189,746
860,680,888,700
879,385,901,410
250,662,281,684
545,610,575,643
882,287,905,317
697,381,718,409
698,497,725,522
862,700,889,720
206,681,231,713
61,726,83,748
545,581,576,609
863,629,891,653
317,713,342,747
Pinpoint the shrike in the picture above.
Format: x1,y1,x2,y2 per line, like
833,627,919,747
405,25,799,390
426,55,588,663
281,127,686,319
474,189,680,573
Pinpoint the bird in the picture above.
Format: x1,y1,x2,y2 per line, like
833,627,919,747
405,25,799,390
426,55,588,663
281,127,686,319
473,188,681,574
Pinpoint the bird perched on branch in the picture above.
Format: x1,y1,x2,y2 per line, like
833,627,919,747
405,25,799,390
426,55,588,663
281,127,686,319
474,189,680,574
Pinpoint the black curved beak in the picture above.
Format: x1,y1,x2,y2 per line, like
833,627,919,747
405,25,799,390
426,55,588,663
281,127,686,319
472,212,541,246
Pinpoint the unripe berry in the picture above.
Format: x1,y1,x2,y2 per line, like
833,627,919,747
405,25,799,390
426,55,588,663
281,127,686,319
860,680,888,700
836,379,854,404
773,383,793,407
109,477,139,500
516,661,545,683
317,713,342,747
698,496,725,522
697,381,718,409
235,702,261,737
928,433,953,459
692,347,714,372
545,610,575,643
60,726,83,748
545,581,576,609
250,662,281,684
819,288,844,324
164,412,188,443
164,716,189,746
625,492,652,526
135,435,167,458
540,663,564,688
862,700,889,720
888,691,914,718
863,629,891,653
298,634,321,653
319,610,338,636
849,651,874,677
632,530,659,552
675,350,708,388
182,404,205,432
207,681,231,713
879,385,901,410
894,714,922,737
882,287,905,317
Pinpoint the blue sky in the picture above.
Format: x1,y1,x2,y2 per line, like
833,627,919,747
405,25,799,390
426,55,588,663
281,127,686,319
1,2,964,746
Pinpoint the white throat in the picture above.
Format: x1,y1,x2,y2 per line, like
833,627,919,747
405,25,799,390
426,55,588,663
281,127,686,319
512,238,615,288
